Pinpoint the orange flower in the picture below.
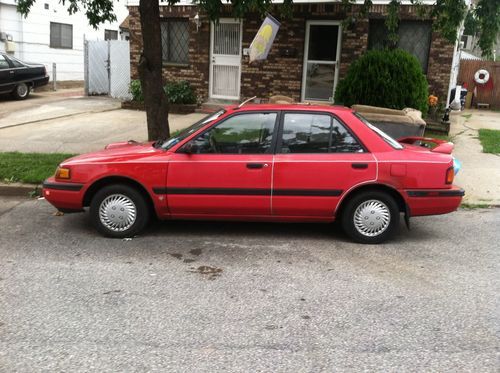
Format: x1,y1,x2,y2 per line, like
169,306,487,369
428,95,438,107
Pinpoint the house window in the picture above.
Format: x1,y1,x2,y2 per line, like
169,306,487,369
368,20,432,73
104,29,118,40
161,19,189,64
50,22,73,49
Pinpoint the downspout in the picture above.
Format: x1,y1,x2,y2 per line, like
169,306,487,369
446,1,470,106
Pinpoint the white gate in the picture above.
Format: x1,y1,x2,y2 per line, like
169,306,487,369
209,19,242,100
84,40,132,100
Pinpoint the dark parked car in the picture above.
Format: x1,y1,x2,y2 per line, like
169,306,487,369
0,52,49,99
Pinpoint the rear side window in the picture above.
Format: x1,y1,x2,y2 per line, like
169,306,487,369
281,113,364,153
190,112,277,154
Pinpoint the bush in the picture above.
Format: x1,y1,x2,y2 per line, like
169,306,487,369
164,81,197,105
130,80,144,102
334,49,429,115
129,80,197,105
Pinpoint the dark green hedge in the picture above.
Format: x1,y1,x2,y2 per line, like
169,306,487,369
334,49,429,115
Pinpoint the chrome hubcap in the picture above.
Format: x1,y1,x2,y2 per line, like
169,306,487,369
17,84,28,97
99,194,137,232
353,199,391,237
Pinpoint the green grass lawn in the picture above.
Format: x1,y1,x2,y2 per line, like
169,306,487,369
0,152,76,184
423,130,450,142
478,129,500,154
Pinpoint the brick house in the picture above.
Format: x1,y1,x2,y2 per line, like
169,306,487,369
127,0,456,105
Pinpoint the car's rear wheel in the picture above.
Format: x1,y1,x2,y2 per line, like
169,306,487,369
341,191,400,244
90,184,149,238
13,83,30,100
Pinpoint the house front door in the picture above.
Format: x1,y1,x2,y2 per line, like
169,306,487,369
301,21,342,102
209,19,242,100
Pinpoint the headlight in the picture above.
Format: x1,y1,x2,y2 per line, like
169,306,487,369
55,166,71,179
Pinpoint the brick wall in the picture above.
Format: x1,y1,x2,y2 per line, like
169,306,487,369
128,4,455,104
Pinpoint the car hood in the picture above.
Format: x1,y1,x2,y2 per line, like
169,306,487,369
61,141,163,165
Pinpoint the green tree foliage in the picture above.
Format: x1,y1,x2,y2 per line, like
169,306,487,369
334,49,429,114
472,0,500,59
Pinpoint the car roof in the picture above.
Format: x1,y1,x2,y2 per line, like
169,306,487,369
227,104,354,113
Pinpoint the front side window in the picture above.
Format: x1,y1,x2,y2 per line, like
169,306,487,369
50,22,73,49
281,113,363,153
188,113,277,154
161,19,189,64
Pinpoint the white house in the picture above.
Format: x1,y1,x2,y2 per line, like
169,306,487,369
0,0,129,81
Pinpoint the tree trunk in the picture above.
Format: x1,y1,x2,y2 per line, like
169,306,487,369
138,0,170,141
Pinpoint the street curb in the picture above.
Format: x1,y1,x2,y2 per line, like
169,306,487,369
0,183,40,197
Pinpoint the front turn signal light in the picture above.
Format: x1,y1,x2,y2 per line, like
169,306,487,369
56,167,71,179
445,166,454,185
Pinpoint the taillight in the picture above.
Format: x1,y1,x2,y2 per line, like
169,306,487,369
445,166,454,184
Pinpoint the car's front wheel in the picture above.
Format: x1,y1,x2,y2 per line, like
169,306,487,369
341,191,400,244
90,184,150,238
13,83,30,100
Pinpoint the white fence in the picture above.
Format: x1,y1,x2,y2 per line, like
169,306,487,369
84,40,132,100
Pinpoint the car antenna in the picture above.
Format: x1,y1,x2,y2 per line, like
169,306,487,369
238,96,257,108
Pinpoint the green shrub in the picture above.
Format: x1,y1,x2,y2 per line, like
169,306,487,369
164,81,197,105
334,49,429,115
130,79,143,102
129,79,197,105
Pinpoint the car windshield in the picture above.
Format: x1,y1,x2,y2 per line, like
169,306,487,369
158,109,226,150
354,112,403,150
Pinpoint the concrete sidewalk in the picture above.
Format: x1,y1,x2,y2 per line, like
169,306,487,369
449,110,500,205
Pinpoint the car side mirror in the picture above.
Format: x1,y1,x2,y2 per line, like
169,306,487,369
181,141,195,154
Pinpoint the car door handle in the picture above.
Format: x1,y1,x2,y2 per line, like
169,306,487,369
351,163,368,169
246,163,268,169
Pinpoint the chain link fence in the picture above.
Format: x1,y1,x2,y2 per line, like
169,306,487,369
84,40,132,100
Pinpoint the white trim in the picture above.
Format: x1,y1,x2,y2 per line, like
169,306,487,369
209,18,243,100
301,20,342,103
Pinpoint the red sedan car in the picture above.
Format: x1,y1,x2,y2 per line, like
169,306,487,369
42,104,464,244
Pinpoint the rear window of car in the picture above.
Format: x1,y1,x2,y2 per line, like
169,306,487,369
354,112,403,149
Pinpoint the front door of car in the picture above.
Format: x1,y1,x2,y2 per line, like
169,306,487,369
0,55,14,94
166,112,278,217
272,112,377,217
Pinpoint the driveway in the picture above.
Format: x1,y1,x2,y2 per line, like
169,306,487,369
0,197,498,372
0,92,206,153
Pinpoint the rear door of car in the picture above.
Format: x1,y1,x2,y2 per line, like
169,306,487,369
272,111,377,217
0,55,15,94
166,111,278,217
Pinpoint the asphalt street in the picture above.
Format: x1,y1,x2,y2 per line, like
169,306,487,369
0,197,498,372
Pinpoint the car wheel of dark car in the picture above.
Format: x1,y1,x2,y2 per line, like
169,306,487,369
13,83,30,100
90,184,150,238
341,191,400,244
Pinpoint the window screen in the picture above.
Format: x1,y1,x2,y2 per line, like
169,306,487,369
104,29,118,40
161,19,189,64
368,20,432,73
50,22,73,49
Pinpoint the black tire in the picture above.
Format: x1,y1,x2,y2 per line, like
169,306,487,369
89,184,150,238
12,83,30,100
341,191,400,244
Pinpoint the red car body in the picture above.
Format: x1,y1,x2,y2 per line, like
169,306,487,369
42,104,463,242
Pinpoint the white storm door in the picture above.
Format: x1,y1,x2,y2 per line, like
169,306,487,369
210,19,242,100
301,21,342,102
